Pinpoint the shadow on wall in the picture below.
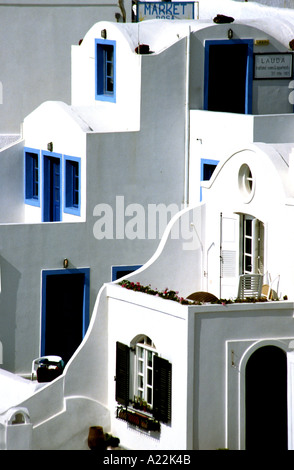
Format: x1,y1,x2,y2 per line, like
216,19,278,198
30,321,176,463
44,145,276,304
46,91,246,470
0,256,21,372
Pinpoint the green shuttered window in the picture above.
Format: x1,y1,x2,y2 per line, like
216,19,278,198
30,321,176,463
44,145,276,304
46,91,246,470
115,340,172,424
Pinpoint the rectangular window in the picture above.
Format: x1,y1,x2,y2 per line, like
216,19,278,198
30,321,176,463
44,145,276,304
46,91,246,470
25,148,40,206
64,157,81,216
111,265,142,281
95,39,116,102
200,158,219,201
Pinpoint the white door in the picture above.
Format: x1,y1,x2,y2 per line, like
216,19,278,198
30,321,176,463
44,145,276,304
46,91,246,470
220,213,239,299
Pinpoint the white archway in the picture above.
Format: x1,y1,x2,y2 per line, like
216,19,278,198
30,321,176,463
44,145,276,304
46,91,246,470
238,339,288,449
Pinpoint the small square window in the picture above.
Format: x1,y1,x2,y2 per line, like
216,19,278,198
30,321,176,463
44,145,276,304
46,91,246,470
200,158,219,201
64,158,80,216
25,148,40,206
111,265,142,281
95,39,116,102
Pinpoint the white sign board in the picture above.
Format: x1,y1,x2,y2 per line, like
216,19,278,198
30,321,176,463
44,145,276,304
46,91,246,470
137,1,196,21
254,53,293,79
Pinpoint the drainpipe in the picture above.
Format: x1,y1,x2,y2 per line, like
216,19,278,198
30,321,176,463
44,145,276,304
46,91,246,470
184,26,191,207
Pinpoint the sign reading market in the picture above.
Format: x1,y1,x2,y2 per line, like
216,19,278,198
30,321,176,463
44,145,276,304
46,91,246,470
137,1,196,21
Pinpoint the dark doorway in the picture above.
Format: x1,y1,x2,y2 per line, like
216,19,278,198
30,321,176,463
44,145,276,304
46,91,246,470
245,345,288,450
205,42,251,114
42,271,89,364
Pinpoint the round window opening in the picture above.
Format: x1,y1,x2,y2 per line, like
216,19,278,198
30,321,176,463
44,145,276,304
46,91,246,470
238,164,255,202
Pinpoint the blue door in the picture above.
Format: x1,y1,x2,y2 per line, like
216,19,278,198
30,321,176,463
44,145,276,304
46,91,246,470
43,155,61,222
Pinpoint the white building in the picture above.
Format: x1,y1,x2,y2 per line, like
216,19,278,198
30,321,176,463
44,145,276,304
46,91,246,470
0,0,132,136
2,2,294,450
106,140,294,451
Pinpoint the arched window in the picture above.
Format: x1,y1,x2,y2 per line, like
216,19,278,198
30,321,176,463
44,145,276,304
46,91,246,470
133,335,157,408
115,337,172,424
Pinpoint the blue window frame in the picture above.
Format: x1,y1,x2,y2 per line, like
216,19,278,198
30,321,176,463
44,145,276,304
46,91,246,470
95,39,116,102
24,148,40,206
200,158,219,201
112,265,142,281
64,156,81,216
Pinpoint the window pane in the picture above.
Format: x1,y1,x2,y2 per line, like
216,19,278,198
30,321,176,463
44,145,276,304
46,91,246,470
106,77,113,93
107,61,113,77
138,375,143,389
147,387,152,405
245,255,252,272
147,351,152,367
138,347,144,359
147,368,152,386
203,163,217,181
138,360,143,374
245,219,252,236
106,45,113,63
245,237,251,254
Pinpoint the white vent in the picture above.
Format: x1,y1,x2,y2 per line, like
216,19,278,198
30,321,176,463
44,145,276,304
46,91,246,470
221,250,236,278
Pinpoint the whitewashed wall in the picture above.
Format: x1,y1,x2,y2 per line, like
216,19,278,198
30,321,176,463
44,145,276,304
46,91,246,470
23,102,88,223
71,21,141,132
107,283,191,450
0,0,132,134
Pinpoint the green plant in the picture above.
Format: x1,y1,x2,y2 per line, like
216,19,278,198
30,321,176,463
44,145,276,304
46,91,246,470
118,280,274,305
118,280,193,305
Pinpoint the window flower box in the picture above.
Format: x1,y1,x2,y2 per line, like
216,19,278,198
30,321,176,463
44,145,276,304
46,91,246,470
117,406,160,432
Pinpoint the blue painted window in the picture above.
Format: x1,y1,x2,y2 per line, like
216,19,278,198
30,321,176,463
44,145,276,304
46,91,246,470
95,39,116,102
25,148,40,206
112,265,142,281
200,158,219,201
64,157,80,216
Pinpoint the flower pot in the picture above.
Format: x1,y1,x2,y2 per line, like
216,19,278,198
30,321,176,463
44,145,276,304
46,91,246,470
88,426,105,451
